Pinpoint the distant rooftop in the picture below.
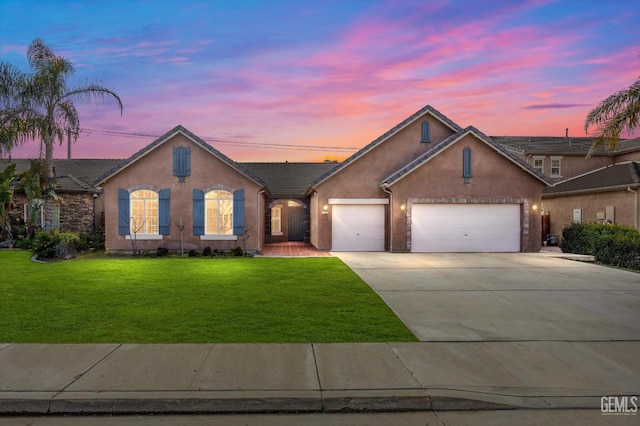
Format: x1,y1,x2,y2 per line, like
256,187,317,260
492,136,640,156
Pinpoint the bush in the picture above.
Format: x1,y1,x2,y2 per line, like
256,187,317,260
32,230,79,258
156,247,169,257
561,223,640,270
203,246,212,256
75,230,105,251
231,246,244,257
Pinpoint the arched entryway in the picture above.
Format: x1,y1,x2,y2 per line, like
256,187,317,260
267,199,309,243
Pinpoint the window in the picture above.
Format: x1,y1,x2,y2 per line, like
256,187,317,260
550,157,562,177
533,157,544,174
118,188,170,237
205,190,233,235
130,189,159,234
271,206,282,235
463,147,472,183
193,188,243,238
23,203,59,229
573,208,582,223
421,121,430,143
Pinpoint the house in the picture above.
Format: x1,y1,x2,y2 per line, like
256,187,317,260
494,136,640,240
542,161,640,237
493,136,640,182
308,106,550,253
0,158,119,233
4,105,571,253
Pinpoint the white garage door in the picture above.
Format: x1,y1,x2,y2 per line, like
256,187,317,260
332,204,385,251
411,204,520,252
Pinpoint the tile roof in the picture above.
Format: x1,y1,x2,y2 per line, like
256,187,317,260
310,105,463,188
381,126,552,187
0,158,120,193
543,161,640,197
241,162,336,197
493,136,640,156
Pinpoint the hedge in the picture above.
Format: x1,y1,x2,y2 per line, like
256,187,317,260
561,223,640,270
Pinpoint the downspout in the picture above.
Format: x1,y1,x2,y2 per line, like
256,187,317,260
628,187,638,229
382,185,393,252
257,189,265,253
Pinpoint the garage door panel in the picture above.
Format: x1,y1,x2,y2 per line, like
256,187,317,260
332,205,385,251
412,204,520,252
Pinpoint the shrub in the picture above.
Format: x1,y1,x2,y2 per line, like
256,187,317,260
203,246,212,256
75,230,105,251
32,229,79,258
561,223,640,270
188,249,198,257
231,246,244,257
156,247,169,257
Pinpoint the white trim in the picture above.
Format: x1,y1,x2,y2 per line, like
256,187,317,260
126,234,163,240
328,198,389,205
200,235,238,241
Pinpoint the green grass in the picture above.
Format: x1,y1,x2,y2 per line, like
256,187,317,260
0,250,416,343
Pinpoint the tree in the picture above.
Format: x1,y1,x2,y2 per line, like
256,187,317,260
0,63,31,154
585,76,640,155
0,164,16,242
0,38,123,230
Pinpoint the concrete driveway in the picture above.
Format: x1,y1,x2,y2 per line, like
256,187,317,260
335,252,640,342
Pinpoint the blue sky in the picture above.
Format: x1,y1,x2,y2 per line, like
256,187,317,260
1,0,638,161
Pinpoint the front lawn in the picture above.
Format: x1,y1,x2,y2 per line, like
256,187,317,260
0,251,416,343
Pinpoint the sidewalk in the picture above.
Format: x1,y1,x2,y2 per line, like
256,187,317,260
1,342,638,415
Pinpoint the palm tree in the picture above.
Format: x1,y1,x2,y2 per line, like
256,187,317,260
0,63,31,154
585,76,640,155
3,38,123,230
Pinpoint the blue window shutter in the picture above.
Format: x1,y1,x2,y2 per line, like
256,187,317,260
421,121,430,142
463,147,472,183
193,189,204,236
185,147,191,176
172,147,178,176
118,188,130,235
159,188,170,235
173,146,191,182
233,189,245,236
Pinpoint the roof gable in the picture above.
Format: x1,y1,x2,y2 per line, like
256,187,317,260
381,126,552,187
96,125,265,186
543,161,640,197
310,105,463,188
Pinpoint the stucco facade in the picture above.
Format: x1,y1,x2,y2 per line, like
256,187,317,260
543,190,639,237
100,128,264,253
387,133,545,252
309,107,549,252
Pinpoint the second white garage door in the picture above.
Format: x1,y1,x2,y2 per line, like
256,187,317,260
411,204,520,252
332,204,385,251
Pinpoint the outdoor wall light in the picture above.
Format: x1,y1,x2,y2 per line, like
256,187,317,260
400,204,406,211
322,204,329,215
532,204,538,211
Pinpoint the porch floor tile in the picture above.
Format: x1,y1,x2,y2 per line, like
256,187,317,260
259,242,331,257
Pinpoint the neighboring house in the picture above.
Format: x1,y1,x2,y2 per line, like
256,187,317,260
494,136,640,241
542,161,640,237
0,158,119,234
493,136,640,183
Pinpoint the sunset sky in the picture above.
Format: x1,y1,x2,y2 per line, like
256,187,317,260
1,0,638,162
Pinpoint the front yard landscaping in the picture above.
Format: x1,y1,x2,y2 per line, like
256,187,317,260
0,250,416,343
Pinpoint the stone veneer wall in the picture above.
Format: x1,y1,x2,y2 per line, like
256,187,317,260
9,192,96,234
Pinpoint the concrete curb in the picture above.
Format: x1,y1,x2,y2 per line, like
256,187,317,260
0,390,608,415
